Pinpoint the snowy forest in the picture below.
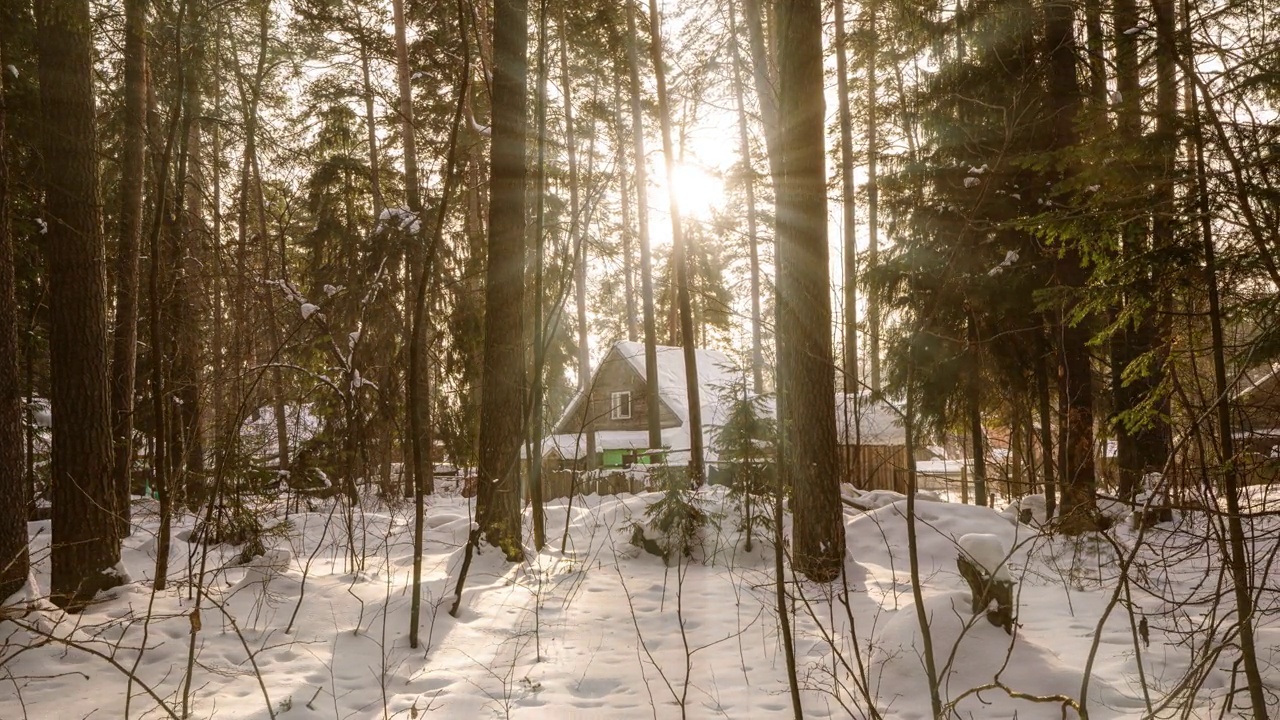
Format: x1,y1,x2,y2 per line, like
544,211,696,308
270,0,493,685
1,0,1278,716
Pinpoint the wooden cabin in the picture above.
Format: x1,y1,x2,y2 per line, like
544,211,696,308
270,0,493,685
540,342,912,493
544,341,736,472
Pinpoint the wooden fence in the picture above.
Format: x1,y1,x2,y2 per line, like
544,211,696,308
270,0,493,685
538,470,654,501
839,444,910,493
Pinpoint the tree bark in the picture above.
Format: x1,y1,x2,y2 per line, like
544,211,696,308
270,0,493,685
614,81,638,343
967,313,988,507
646,0,703,483
0,25,30,603
476,0,527,559
561,9,588,398
1044,0,1097,531
728,0,763,396
108,0,147,536
1036,330,1056,518
834,0,857,391
35,0,124,608
864,0,881,394
359,41,383,218
774,0,842,582
626,1,662,451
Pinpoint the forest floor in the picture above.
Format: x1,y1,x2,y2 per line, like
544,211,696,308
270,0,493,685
2,479,1278,719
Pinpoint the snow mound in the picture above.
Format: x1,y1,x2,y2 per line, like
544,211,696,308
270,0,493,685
874,590,1096,718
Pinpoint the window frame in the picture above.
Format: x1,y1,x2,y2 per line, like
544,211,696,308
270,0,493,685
610,390,633,420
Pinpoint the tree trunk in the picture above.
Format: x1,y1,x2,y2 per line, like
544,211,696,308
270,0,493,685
108,0,147,536
1184,2,1268,711
1044,0,1097,532
968,315,988,507
359,42,383,218
740,0,781,179
1036,331,1056,518
560,10,588,399
476,0,527,560
1111,0,1144,502
0,26,30,603
834,0,857,391
1139,0,1176,483
527,0,551,552
864,0,881,393
35,0,124,607
774,0,842,582
625,1,662,451
393,0,428,506
646,0,704,483
172,9,206,504
613,86,638,344
728,0,764,396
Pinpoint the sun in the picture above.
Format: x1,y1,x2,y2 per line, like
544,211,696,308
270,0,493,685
668,163,724,220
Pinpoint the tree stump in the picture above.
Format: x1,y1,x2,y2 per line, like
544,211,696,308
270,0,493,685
957,553,1015,634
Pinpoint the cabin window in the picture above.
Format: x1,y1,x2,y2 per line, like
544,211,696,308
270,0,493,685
610,391,632,420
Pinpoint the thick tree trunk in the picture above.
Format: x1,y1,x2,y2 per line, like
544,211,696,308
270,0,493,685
626,1,662,451
35,0,124,608
646,0,703,483
0,28,30,602
476,0,527,559
774,0,842,582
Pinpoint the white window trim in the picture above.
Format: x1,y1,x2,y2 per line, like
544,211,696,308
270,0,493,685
610,391,632,420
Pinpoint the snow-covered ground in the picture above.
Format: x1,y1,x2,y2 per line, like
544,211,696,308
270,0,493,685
2,483,1277,718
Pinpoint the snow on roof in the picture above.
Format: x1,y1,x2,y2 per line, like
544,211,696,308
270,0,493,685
612,341,739,427
835,393,906,446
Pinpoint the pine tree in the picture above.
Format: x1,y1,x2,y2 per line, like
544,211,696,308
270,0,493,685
35,0,124,608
